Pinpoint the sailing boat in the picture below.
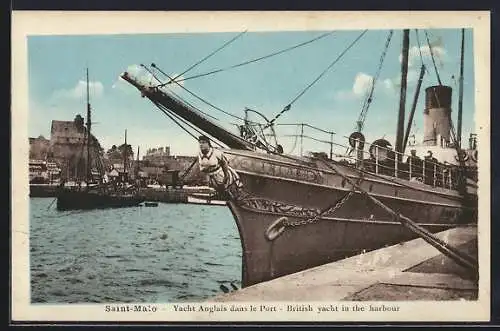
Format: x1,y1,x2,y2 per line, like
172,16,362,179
121,29,478,287
56,69,144,211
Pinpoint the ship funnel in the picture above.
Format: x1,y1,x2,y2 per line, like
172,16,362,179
423,85,452,146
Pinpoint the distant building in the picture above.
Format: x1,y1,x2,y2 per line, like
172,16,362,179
49,114,100,163
139,148,206,185
29,114,104,180
142,146,195,170
143,146,171,163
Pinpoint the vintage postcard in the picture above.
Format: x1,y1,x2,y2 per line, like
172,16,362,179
11,11,490,322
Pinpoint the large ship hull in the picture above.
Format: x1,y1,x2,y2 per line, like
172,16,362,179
56,188,144,211
118,64,479,288
223,150,477,287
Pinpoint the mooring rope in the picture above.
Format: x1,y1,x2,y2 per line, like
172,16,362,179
316,158,478,276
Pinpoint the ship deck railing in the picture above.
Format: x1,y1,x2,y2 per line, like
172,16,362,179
255,123,475,191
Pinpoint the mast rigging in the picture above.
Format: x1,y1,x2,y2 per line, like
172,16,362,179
424,30,443,86
355,30,394,132
123,129,128,176
265,29,369,130
457,28,465,148
402,63,426,153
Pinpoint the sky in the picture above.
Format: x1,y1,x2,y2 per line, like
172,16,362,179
28,28,476,157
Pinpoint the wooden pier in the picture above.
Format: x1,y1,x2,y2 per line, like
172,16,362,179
211,226,478,302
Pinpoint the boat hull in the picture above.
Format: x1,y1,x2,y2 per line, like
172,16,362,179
187,193,227,206
56,189,144,211
223,150,477,287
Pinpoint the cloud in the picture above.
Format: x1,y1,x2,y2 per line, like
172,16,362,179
52,80,104,100
334,90,356,101
352,73,374,97
382,69,421,92
111,76,132,92
112,64,186,95
112,64,156,91
382,78,395,91
334,72,401,101
334,72,374,101
399,36,447,68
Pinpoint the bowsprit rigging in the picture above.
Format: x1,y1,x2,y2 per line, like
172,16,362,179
139,30,367,153
160,29,248,87
158,31,337,87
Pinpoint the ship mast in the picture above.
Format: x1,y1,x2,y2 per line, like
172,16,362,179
457,28,465,149
135,146,140,179
85,68,92,188
123,129,128,182
395,29,410,162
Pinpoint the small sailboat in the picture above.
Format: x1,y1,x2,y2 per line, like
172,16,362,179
56,69,144,211
144,201,159,207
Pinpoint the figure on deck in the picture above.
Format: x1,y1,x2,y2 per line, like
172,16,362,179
197,135,242,199
406,149,423,181
424,150,439,186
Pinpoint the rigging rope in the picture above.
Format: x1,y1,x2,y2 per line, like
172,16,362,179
424,30,443,85
159,31,336,85
141,64,220,121
152,101,200,141
166,30,248,85
153,100,225,148
264,29,369,130
145,78,471,200
355,30,394,132
151,64,246,122
252,125,467,198
286,124,301,154
414,29,426,68
166,85,220,121
178,157,199,182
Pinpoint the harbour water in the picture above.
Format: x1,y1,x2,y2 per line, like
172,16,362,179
29,198,242,303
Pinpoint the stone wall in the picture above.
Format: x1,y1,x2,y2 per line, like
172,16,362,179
29,136,50,160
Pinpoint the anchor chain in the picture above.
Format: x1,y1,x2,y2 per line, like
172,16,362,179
283,189,355,227
262,164,365,240
283,165,364,228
